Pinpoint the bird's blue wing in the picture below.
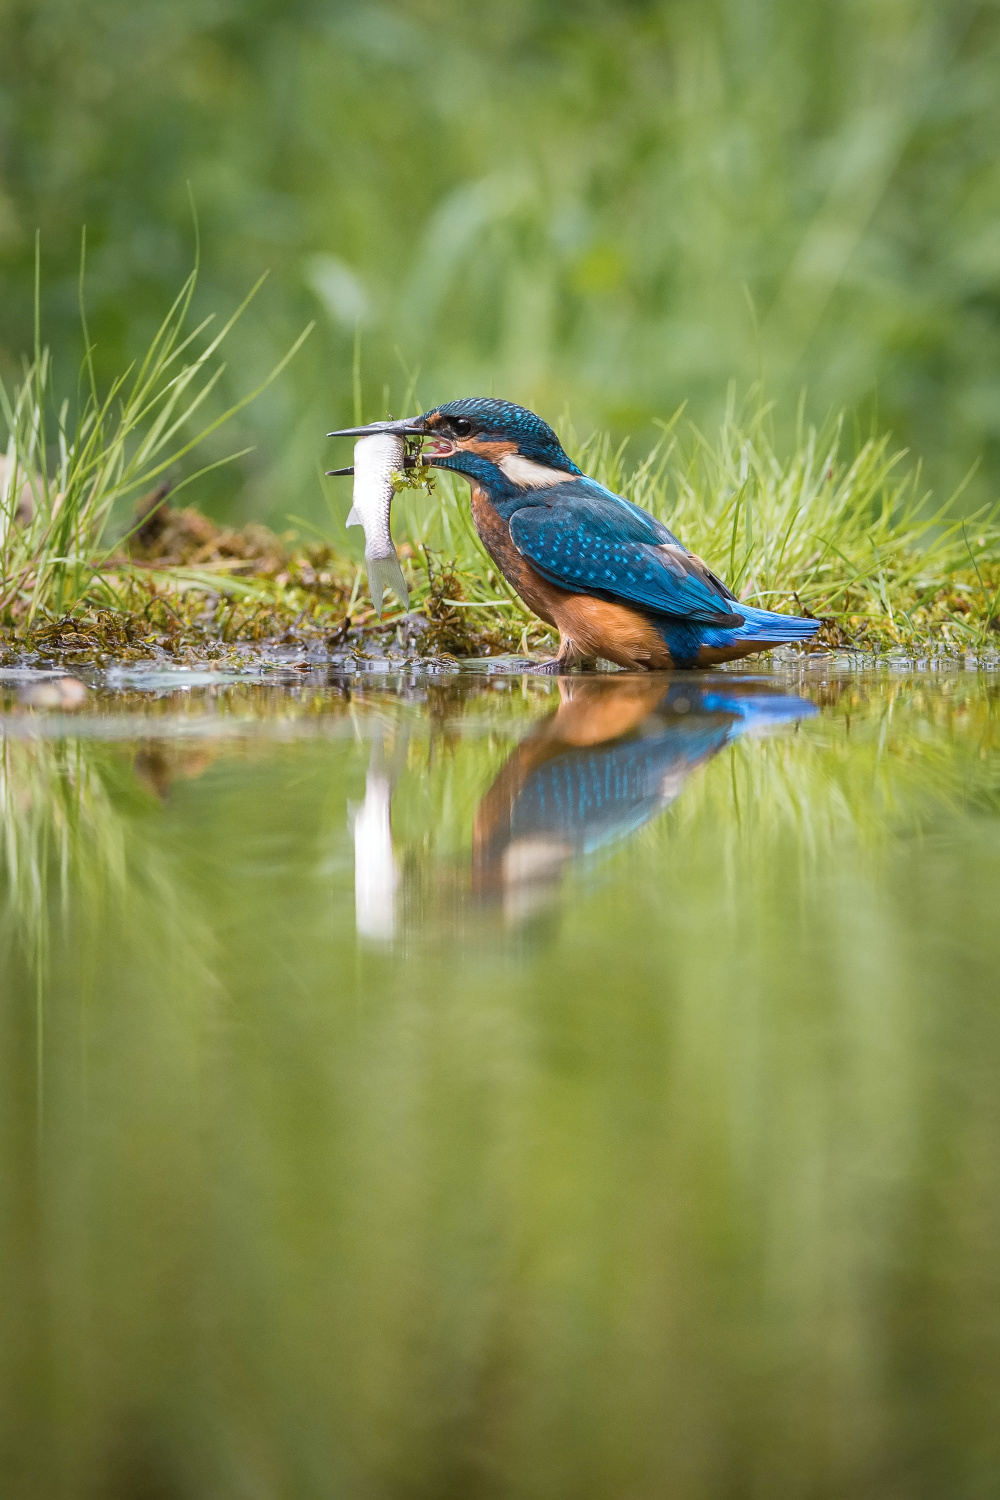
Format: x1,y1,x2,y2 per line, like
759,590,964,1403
508,481,744,625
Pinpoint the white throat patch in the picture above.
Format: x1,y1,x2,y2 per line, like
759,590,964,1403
498,453,576,489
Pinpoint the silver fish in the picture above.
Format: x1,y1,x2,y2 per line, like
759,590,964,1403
347,432,409,617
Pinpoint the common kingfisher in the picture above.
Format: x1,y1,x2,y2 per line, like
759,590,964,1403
327,399,822,671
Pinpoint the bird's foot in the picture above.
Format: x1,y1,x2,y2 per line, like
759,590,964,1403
529,636,593,674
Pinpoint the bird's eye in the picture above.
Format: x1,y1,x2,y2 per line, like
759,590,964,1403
452,417,473,438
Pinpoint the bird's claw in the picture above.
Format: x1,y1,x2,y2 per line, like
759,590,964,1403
529,657,569,675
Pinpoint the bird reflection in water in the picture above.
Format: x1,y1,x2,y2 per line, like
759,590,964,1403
352,676,816,935
472,676,815,922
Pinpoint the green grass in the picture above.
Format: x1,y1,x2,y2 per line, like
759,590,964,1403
0,244,311,630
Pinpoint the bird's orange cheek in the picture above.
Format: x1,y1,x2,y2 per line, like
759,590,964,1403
421,434,519,463
459,438,519,463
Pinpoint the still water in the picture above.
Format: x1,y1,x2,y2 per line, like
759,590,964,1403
1,663,999,1500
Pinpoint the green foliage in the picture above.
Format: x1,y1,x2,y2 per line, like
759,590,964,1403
2,0,1000,525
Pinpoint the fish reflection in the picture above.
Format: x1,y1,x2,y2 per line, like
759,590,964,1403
353,759,398,940
352,676,816,935
351,730,409,941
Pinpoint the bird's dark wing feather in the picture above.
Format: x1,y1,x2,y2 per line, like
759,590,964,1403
508,481,744,625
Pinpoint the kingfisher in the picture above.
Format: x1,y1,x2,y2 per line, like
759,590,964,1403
327,398,821,671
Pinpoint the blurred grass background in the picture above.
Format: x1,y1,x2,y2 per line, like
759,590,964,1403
1,0,999,530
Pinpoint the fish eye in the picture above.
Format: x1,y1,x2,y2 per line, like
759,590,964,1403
452,417,473,438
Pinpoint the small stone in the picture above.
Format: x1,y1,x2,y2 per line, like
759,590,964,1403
18,676,88,708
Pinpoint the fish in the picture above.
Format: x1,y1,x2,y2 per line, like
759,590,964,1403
346,432,409,617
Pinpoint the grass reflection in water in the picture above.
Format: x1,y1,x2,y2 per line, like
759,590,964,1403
0,668,999,1500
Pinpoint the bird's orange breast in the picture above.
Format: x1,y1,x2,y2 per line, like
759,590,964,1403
469,486,560,626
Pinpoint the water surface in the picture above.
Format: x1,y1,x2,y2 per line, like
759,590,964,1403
2,664,999,1499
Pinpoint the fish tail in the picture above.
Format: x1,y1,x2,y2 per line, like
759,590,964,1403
366,553,410,617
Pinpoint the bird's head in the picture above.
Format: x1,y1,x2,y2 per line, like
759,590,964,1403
328,398,581,495
418,399,581,488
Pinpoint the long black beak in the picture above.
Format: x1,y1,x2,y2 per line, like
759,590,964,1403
324,414,433,476
326,416,428,439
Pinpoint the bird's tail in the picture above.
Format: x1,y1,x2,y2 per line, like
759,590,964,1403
730,604,822,644
699,692,818,727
